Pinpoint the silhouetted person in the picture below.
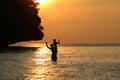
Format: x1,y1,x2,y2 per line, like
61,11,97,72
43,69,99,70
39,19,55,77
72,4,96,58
46,42,57,61
52,39,60,53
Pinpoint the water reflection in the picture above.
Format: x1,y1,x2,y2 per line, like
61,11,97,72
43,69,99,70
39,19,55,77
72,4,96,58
34,47,51,61
35,47,49,54
25,47,58,80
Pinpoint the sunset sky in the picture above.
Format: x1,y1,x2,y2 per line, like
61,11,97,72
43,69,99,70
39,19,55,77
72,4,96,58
38,0,120,44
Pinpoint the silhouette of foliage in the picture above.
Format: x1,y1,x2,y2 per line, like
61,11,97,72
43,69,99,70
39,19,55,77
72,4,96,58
0,0,44,47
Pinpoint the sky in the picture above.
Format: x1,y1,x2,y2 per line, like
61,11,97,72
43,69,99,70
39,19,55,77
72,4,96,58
38,0,120,44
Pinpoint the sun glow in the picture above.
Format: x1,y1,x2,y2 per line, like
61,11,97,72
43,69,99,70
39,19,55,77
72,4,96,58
35,0,47,4
34,0,54,7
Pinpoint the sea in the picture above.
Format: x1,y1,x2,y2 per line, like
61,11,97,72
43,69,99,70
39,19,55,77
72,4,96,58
0,42,120,80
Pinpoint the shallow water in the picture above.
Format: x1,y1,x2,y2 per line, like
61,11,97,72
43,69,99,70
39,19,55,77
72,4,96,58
0,44,120,80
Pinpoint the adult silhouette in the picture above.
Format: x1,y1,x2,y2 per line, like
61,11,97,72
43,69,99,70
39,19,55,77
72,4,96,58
46,42,57,61
46,39,60,61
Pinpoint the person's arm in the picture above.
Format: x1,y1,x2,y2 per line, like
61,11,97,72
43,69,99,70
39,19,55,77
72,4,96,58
46,42,51,49
57,39,60,44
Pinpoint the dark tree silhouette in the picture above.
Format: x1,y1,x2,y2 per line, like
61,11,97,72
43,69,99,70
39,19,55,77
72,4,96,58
0,0,44,47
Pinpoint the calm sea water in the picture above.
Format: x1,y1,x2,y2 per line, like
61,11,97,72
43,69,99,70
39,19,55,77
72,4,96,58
0,42,120,80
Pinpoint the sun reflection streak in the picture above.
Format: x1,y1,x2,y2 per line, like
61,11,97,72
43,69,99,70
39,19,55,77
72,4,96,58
35,47,48,54
24,46,59,79
34,47,51,63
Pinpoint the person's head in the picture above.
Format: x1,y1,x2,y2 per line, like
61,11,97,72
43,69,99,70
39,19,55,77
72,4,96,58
53,39,56,42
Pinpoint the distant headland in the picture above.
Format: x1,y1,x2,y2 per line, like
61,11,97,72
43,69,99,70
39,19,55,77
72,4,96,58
0,0,44,47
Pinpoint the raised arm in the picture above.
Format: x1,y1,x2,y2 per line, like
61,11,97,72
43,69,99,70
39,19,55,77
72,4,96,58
58,39,60,44
46,42,51,49
56,39,60,44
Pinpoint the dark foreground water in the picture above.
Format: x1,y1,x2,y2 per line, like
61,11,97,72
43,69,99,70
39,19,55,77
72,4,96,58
0,44,120,80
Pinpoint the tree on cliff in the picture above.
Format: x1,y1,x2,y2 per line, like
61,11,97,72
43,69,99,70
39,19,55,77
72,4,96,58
0,0,44,47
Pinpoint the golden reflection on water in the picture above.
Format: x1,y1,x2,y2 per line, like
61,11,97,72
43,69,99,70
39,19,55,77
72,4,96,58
35,47,49,54
25,47,58,80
